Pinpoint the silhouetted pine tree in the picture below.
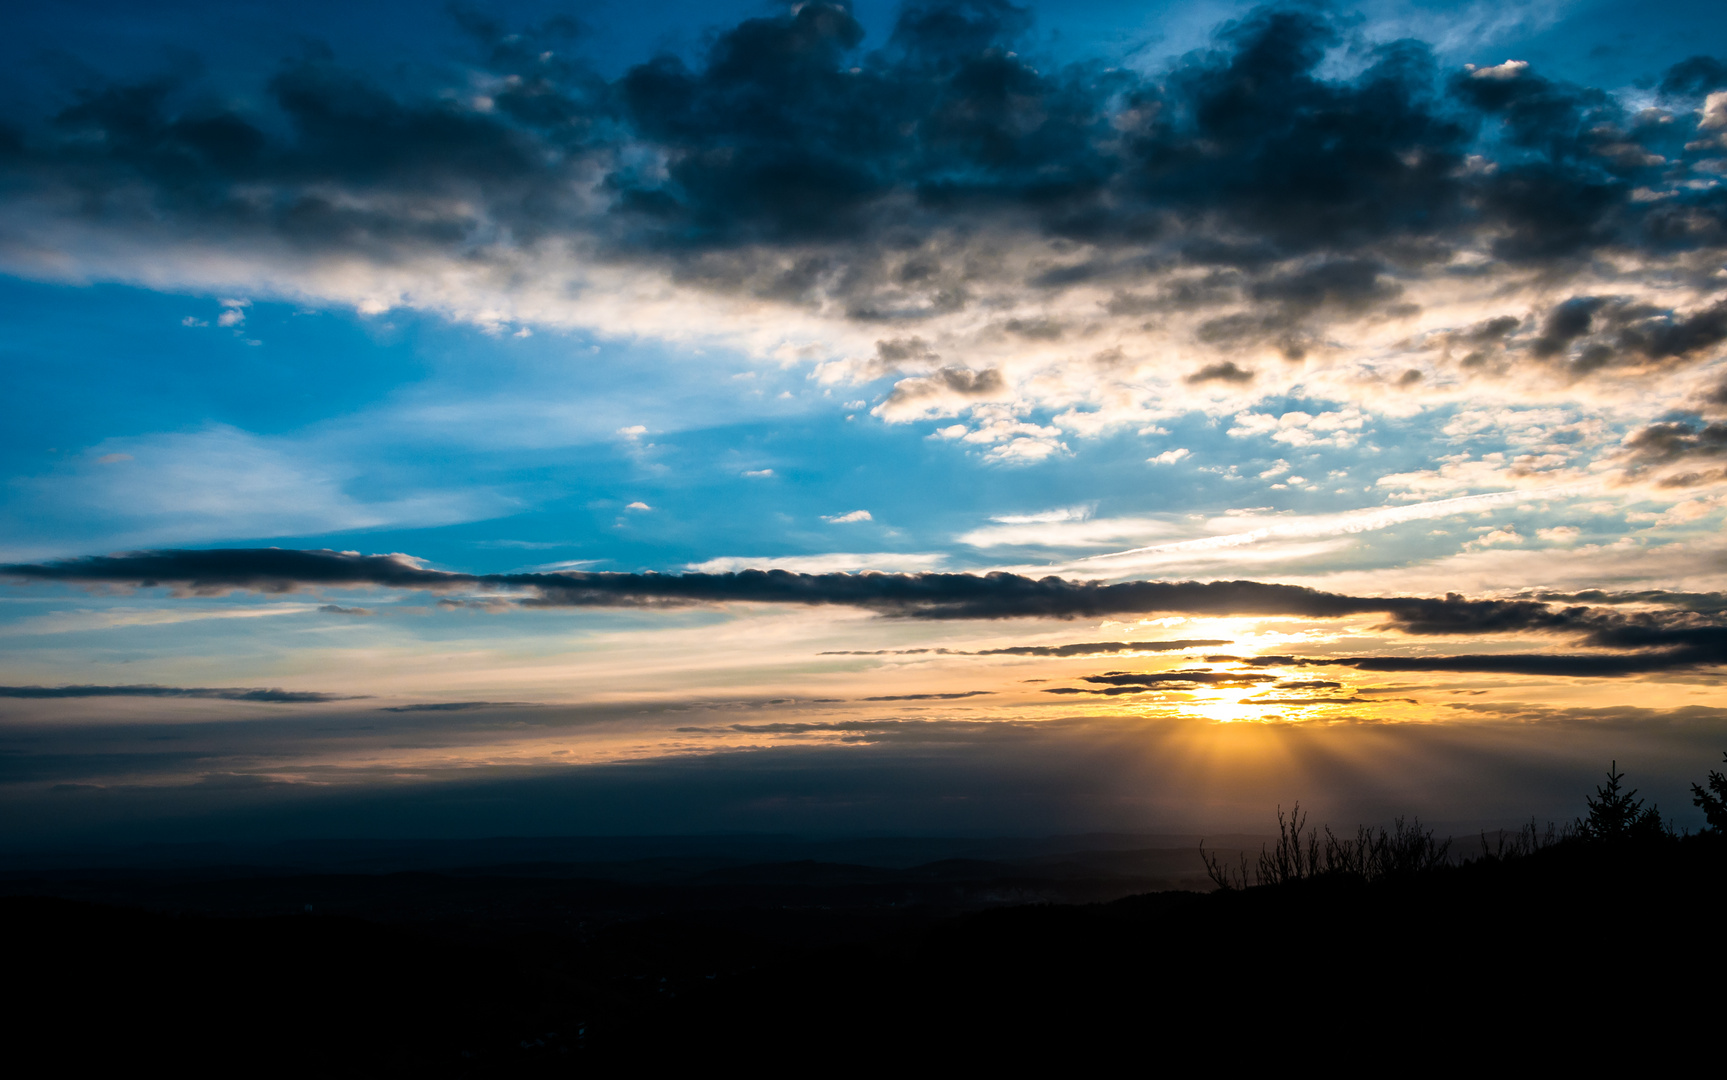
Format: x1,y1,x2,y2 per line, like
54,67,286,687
1577,761,1669,841
1691,751,1727,833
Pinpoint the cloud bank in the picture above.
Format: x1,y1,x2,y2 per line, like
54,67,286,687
6,546,1726,673
2,2,1724,466
0,684,360,702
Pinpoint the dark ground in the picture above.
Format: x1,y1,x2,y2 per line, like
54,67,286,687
5,833,1720,1073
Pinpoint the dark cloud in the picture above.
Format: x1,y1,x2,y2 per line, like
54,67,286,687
377,702,540,712
1658,56,1727,99
1519,589,1727,614
1249,259,1403,315
1310,652,1709,677
820,648,943,655
317,604,376,616
1438,314,1522,369
1620,419,1727,472
821,638,1233,656
1,549,455,593
0,684,360,702
1529,296,1607,359
861,690,993,700
970,638,1232,656
9,549,1727,667
1000,317,1065,340
1185,361,1255,385
1,4,1721,355
878,366,1007,410
1219,643,1724,676
860,335,940,378
1077,669,1280,691
6,551,1727,677
1523,297,1727,376
0,547,1528,622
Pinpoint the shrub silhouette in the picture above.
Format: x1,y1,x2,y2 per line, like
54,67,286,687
1692,751,1727,833
1201,803,1450,890
1478,818,1568,861
1324,817,1451,880
1576,760,1670,842
1258,803,1321,885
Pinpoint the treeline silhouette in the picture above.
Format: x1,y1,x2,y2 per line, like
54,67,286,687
8,753,1724,1072
1204,752,1727,893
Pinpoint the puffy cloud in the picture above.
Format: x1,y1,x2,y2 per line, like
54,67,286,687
1464,524,1522,550
1702,91,1727,130
1228,408,1366,448
873,367,1009,421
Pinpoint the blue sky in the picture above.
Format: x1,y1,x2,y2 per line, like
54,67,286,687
2,0,1726,844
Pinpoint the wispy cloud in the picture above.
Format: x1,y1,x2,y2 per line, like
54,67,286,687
1066,489,1577,571
685,552,946,574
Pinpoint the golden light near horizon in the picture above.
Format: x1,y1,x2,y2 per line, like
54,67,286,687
1184,689,1269,724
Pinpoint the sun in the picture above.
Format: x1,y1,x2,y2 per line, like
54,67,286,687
1186,689,1272,724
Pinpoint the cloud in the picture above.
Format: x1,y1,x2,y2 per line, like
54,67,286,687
1070,489,1553,569
970,639,1234,657
1186,362,1255,385
626,501,652,511
1,2,1721,450
0,684,361,702
1620,420,1727,479
818,638,1233,657
991,506,1092,526
1077,669,1282,690
317,604,377,616
1148,448,1191,465
12,546,1726,675
861,691,993,701
3,425,503,556
1463,524,1522,550
686,552,946,574
873,367,1010,421
1465,60,1530,81
1300,652,1712,676
378,701,539,712
822,510,873,523
216,306,246,328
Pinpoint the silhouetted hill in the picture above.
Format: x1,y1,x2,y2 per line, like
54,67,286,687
7,833,1721,1071
0,831,1260,875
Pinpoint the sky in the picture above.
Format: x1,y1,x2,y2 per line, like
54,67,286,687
2,0,1726,846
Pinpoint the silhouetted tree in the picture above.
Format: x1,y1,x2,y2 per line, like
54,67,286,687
1691,751,1727,833
1577,761,1669,841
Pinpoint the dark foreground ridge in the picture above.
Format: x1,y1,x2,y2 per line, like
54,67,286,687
7,759,1725,1071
